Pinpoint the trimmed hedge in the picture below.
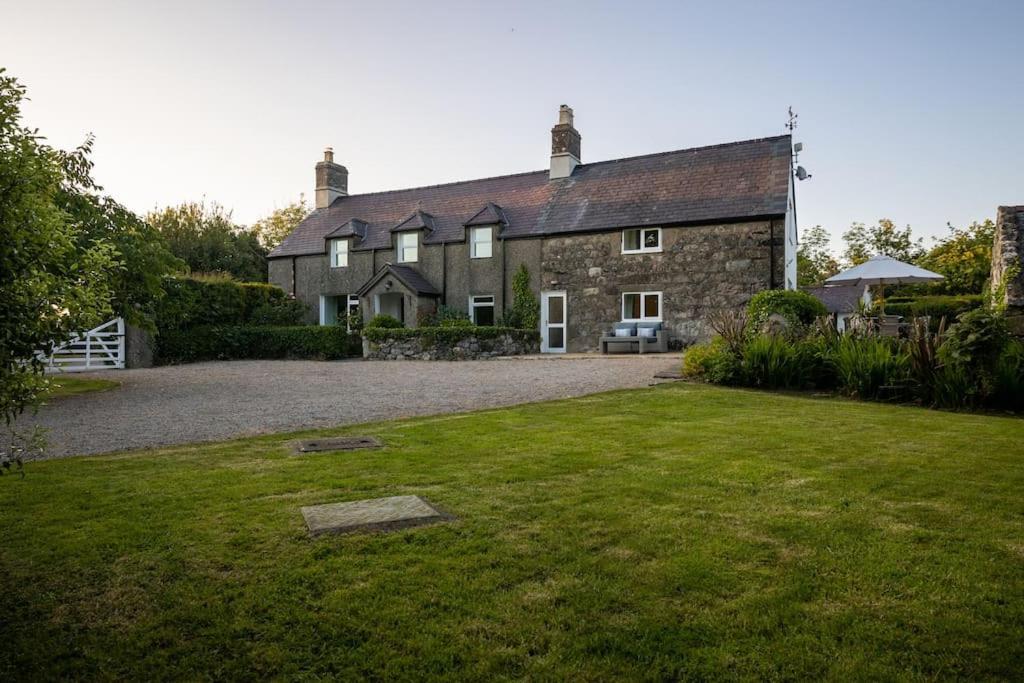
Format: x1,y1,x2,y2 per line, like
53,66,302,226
363,326,540,345
157,325,361,364
747,290,827,333
884,295,984,325
156,277,305,332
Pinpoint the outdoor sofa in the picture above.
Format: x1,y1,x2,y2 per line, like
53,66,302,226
599,322,668,354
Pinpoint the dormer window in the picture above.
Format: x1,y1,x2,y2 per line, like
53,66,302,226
330,239,349,268
622,227,662,254
397,232,418,263
471,226,493,259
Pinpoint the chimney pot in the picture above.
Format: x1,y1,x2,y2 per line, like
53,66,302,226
324,147,334,162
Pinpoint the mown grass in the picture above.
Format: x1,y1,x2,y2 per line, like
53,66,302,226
43,376,120,399
1,383,1022,680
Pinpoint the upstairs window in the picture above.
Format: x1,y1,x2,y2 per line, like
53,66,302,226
622,291,662,322
622,227,662,254
470,295,495,326
330,239,349,268
471,226,493,259
397,232,418,263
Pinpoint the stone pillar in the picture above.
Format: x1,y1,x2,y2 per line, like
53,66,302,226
991,205,1024,334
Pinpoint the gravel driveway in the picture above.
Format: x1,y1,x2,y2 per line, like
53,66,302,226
25,356,681,459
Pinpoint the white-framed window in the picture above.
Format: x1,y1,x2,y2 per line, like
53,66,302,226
622,227,662,254
397,232,418,263
469,295,495,326
470,226,493,259
330,238,349,267
622,291,662,322
345,294,360,331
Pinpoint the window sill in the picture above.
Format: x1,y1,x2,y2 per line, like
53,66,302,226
621,249,663,255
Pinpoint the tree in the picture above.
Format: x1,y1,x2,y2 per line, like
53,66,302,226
917,220,995,295
149,201,268,282
252,195,308,250
841,218,924,266
796,224,840,287
0,70,118,434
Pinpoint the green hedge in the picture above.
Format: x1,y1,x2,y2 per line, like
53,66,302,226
155,277,306,332
884,295,984,324
747,290,827,333
157,325,361,364
363,326,540,345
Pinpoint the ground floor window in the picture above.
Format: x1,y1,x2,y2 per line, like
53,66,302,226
622,291,662,322
469,295,495,326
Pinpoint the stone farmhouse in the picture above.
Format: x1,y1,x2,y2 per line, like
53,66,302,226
268,106,798,352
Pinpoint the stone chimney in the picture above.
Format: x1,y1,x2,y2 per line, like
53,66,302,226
549,104,581,180
315,147,348,209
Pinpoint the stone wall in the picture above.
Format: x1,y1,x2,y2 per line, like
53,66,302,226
365,331,539,360
540,220,783,351
991,205,1024,333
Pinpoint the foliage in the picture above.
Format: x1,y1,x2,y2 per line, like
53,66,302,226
362,326,540,345
746,290,827,336
796,225,841,287
707,309,747,356
251,195,308,250
156,325,361,364
938,308,1009,401
0,69,119,424
503,264,539,330
682,338,742,385
883,295,983,330
364,314,404,330
990,340,1024,413
740,335,810,390
841,218,924,266
155,277,304,332
916,220,995,295
830,336,909,400
420,305,473,328
148,201,268,282
905,317,946,404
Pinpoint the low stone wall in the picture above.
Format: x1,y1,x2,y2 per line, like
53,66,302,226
364,330,539,360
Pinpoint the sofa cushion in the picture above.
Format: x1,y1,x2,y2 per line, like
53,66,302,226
637,326,656,338
613,322,637,337
636,321,663,332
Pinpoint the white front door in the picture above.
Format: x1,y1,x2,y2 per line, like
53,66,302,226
540,290,567,353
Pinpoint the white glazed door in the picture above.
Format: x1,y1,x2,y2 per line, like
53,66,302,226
540,291,567,353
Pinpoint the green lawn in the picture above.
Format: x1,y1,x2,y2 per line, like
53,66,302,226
43,375,120,398
1,383,1022,679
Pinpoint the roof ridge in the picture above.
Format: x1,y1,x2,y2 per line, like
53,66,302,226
329,134,792,203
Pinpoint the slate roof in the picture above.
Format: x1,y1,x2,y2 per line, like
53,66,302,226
356,263,441,297
270,134,792,258
804,285,866,314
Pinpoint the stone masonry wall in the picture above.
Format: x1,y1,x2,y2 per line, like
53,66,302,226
541,220,783,352
991,205,1024,333
365,332,539,360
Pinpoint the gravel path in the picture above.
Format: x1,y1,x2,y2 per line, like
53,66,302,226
24,356,681,459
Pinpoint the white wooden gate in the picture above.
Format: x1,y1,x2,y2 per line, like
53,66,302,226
44,317,125,373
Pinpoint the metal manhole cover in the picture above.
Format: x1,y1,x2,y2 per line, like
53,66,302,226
293,436,383,454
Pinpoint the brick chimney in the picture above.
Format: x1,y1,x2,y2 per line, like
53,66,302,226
315,147,348,209
549,105,581,180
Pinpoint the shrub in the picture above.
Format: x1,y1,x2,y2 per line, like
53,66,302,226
682,338,741,385
503,264,540,331
421,305,473,328
155,276,303,332
156,325,361,364
364,314,404,329
746,290,827,336
830,336,909,400
741,335,811,390
991,340,1024,412
885,295,984,331
939,309,1009,373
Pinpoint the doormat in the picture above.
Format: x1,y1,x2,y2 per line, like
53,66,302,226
293,436,383,454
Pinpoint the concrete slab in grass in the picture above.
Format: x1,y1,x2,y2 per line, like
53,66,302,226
301,495,452,537
293,436,382,454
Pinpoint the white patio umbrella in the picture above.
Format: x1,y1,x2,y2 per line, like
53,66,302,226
825,254,944,313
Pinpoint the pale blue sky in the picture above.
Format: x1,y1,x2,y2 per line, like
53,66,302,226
2,0,1021,249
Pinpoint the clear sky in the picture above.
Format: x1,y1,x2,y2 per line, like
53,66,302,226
3,0,1022,249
